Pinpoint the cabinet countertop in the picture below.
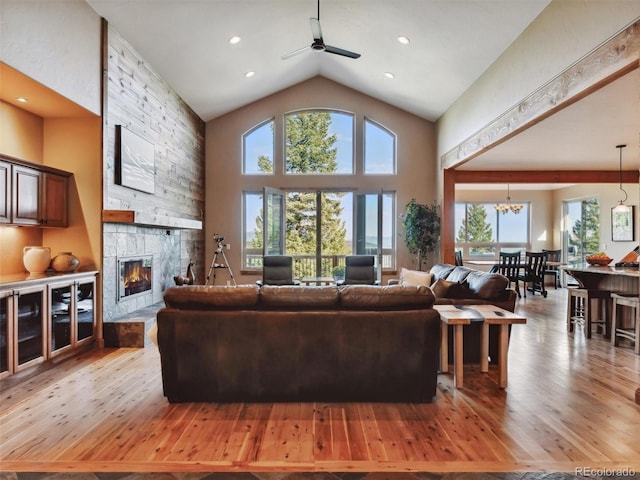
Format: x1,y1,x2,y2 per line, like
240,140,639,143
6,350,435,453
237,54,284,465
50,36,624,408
0,270,99,289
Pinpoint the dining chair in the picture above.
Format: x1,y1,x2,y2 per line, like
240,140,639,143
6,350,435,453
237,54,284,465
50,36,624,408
518,251,547,297
257,255,300,286
542,249,562,289
497,251,522,298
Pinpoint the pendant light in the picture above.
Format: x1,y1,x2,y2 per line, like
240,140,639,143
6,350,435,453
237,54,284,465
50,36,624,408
494,184,523,215
613,144,630,213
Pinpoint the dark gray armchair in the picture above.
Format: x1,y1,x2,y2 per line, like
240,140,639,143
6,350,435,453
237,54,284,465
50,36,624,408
257,255,300,286
339,255,378,285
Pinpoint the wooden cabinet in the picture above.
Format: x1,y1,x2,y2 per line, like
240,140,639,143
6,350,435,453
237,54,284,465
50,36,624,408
0,271,98,380
0,154,70,227
0,161,10,224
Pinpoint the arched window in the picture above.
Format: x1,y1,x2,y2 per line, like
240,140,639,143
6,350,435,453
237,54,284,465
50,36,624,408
364,118,396,174
243,118,274,174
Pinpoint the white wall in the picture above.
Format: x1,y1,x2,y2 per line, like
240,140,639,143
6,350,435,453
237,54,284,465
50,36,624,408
437,1,640,157
0,0,102,115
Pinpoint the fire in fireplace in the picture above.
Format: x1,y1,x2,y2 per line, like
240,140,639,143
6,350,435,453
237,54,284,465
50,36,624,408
118,255,152,300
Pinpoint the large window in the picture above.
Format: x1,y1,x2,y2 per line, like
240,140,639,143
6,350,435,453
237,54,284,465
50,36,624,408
455,202,530,258
285,110,354,174
243,119,274,174
242,190,396,275
364,118,396,174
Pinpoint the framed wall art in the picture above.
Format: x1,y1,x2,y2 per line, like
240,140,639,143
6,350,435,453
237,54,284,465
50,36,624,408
116,125,155,194
611,206,635,242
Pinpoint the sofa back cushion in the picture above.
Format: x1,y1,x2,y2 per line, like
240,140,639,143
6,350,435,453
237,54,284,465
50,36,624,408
465,270,509,299
260,285,339,308
429,264,455,281
340,284,435,309
163,285,260,309
445,266,474,283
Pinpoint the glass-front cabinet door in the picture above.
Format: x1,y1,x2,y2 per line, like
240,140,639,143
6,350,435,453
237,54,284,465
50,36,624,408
49,281,73,356
15,285,46,371
48,277,96,357
76,278,95,345
0,290,12,379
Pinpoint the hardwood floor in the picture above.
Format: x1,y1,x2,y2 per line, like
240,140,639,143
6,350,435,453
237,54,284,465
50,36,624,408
1,287,639,474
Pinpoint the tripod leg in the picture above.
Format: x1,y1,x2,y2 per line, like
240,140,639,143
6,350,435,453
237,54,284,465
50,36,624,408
206,252,218,285
220,250,237,286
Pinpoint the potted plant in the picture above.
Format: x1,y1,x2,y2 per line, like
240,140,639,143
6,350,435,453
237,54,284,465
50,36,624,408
401,199,441,270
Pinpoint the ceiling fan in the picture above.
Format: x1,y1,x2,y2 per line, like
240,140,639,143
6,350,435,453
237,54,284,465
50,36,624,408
281,0,361,60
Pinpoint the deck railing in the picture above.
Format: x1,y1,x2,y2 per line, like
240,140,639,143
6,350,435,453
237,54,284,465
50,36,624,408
245,249,394,278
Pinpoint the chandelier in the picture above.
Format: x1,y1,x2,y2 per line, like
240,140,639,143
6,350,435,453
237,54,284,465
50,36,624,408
613,144,630,213
494,184,523,215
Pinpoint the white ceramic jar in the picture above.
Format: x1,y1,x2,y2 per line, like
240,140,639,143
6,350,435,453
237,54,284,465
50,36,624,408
23,246,51,273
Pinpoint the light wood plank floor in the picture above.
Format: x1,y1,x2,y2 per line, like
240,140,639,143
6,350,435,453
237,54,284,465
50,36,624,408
1,288,639,474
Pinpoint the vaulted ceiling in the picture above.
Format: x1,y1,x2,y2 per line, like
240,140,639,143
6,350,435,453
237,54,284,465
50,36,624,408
85,0,551,122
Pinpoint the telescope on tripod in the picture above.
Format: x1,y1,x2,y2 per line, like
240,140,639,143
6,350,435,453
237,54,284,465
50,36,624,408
205,233,236,286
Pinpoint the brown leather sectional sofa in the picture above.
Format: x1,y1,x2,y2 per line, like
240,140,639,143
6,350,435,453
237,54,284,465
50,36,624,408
156,284,441,403
429,264,517,364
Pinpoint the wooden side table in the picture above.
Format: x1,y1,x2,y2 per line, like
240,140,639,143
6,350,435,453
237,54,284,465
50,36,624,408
434,304,526,388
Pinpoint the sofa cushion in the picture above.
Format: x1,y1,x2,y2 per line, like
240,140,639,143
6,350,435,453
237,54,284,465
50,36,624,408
465,270,509,300
429,264,455,281
399,268,433,287
340,284,435,309
445,266,474,283
260,285,339,308
163,285,259,309
430,278,473,299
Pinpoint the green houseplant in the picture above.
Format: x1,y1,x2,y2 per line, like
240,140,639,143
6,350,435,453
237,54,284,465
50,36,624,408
401,199,441,270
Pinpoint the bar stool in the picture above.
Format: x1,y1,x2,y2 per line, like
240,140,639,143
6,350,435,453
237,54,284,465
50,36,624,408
611,294,639,354
566,288,611,338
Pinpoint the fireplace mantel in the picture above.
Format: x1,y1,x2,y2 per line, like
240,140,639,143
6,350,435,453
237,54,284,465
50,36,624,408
102,210,202,230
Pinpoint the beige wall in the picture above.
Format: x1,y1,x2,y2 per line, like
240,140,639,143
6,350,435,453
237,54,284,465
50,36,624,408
456,183,639,264
206,76,436,283
0,101,43,162
553,183,639,261
0,99,101,277
455,187,554,253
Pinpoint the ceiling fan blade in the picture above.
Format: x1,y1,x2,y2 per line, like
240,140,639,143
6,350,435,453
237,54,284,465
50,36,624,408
324,45,361,59
310,17,323,42
281,45,311,60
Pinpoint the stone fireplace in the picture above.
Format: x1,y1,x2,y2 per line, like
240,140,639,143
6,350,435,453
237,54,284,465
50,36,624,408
118,255,153,301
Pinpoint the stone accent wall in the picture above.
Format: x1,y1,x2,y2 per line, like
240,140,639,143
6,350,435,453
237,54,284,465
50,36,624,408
102,23,205,320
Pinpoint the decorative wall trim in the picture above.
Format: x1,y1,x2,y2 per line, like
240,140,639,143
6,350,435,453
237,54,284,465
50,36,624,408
441,19,640,170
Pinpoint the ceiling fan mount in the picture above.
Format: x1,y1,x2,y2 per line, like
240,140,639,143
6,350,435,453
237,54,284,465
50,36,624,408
281,0,361,60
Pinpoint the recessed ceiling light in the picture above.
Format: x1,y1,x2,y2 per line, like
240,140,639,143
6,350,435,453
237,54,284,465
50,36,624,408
229,35,241,45
244,71,255,78
384,72,395,79
397,35,410,45
16,97,28,103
